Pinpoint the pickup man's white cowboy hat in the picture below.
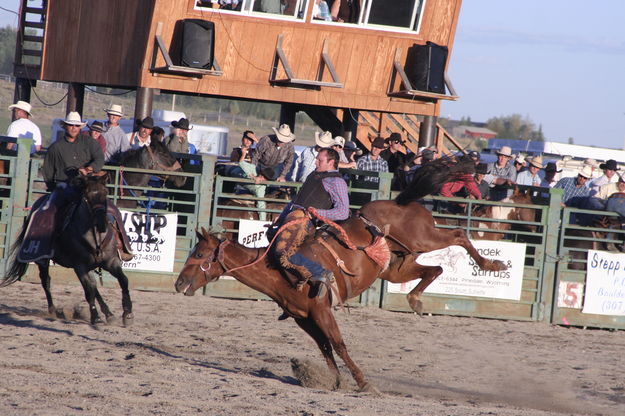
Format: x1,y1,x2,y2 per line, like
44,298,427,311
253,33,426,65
314,131,334,148
8,100,32,115
272,124,296,143
104,104,124,117
62,112,86,128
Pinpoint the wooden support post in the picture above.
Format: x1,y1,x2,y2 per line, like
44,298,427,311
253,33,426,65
12,78,32,114
135,87,154,122
279,103,297,131
419,115,437,148
66,82,85,115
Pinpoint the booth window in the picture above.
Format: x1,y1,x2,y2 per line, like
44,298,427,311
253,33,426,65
196,0,309,20
313,0,426,32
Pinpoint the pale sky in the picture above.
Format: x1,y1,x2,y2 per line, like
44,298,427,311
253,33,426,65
2,1,624,148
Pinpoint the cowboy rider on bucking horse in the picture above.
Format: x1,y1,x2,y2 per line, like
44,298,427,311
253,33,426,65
269,147,349,304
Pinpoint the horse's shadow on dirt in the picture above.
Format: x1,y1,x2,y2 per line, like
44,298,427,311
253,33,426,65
0,307,74,336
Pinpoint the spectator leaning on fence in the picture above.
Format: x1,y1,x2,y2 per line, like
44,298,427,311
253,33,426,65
554,165,593,207
486,145,516,201
516,156,544,187
251,124,296,182
295,131,334,182
589,159,619,193
6,100,42,153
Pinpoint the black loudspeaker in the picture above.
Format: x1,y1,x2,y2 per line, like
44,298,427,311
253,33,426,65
181,19,215,69
404,41,448,94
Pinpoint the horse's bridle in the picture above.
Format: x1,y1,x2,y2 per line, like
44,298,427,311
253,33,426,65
188,238,230,280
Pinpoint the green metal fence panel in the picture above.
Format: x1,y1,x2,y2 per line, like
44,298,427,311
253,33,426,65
379,188,559,322
552,203,625,330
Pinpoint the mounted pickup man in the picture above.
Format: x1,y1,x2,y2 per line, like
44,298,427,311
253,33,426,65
21,112,133,263
269,147,349,301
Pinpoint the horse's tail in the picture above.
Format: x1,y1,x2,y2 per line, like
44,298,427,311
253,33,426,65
0,217,30,287
395,155,476,205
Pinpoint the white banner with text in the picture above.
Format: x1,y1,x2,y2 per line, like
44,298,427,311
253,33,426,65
582,250,625,316
120,210,178,272
238,219,272,248
387,240,526,300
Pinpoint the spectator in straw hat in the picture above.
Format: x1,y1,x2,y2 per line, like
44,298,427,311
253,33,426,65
589,159,619,192
295,130,335,182
6,100,42,153
516,156,544,187
102,104,129,163
42,112,104,191
554,165,593,207
486,145,516,201
252,124,296,182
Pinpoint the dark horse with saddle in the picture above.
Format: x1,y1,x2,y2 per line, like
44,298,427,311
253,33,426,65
1,173,135,326
176,155,507,392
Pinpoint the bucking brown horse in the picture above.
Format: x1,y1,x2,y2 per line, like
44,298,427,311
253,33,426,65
175,156,507,392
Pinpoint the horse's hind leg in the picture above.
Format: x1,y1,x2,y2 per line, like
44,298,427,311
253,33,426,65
294,317,341,390
37,262,57,317
106,263,134,326
441,229,506,272
74,267,103,325
310,308,378,394
407,266,442,315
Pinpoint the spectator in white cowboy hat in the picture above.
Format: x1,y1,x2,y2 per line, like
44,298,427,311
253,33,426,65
252,124,296,182
295,131,335,182
165,118,192,154
588,159,619,192
486,145,516,201
333,135,357,169
513,154,527,174
6,100,42,153
554,165,593,207
42,112,104,191
102,104,129,163
516,156,544,187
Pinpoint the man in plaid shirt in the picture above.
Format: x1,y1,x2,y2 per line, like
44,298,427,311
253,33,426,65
357,137,389,183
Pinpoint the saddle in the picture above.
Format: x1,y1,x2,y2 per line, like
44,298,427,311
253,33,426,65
18,194,56,262
18,195,133,263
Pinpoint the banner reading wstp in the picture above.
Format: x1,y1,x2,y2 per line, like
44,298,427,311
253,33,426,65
583,250,625,316
387,240,526,300
120,210,178,272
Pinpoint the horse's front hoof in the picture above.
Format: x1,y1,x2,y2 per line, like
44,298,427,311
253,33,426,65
407,297,423,316
122,313,134,327
358,382,381,396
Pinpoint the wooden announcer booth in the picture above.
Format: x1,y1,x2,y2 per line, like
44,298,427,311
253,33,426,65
14,0,463,150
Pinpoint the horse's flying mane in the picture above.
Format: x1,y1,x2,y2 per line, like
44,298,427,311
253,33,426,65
395,155,476,206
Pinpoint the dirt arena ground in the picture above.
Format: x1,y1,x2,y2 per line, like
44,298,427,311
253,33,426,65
1,281,624,416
